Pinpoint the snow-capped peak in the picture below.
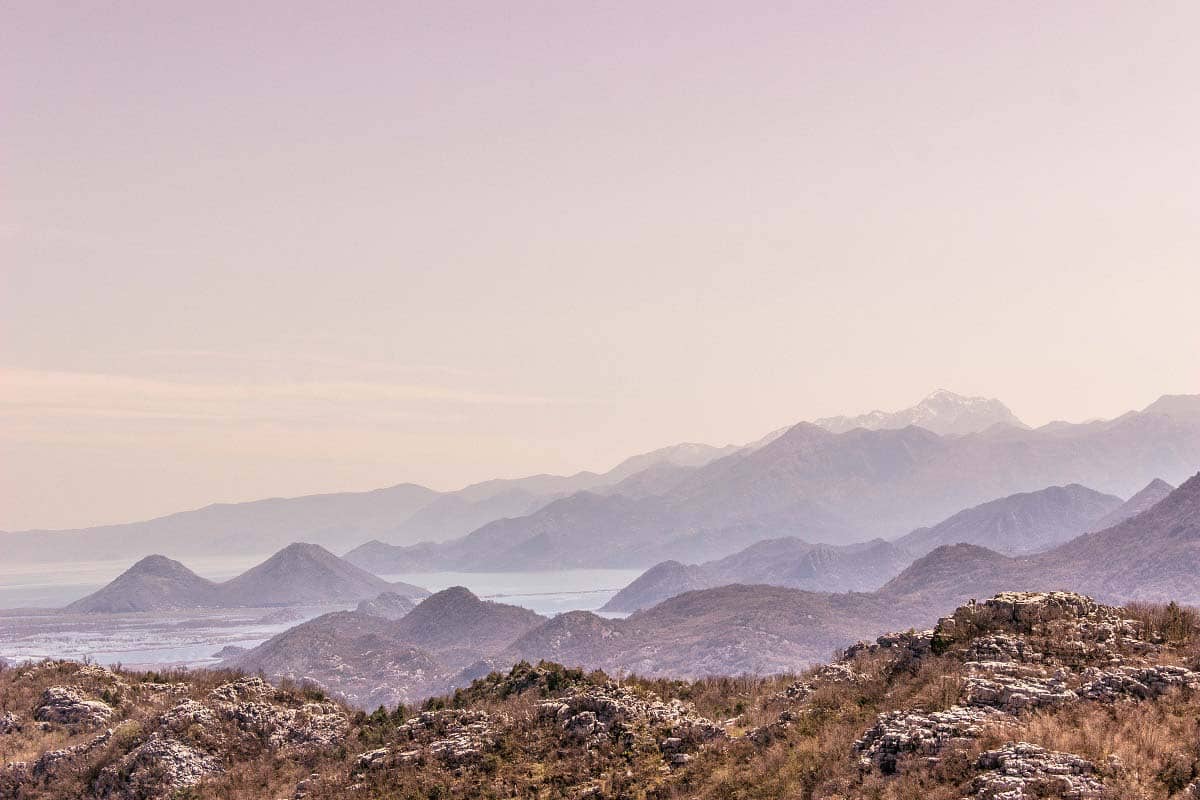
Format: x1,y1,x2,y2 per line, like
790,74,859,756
813,390,1027,436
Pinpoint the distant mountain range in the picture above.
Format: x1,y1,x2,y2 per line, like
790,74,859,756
0,440,743,563
7,391,1200,577
878,470,1200,610
227,471,1200,707
64,543,429,613
347,394,1200,573
601,481,1148,612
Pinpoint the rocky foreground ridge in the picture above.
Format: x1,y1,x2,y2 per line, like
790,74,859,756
6,590,1200,798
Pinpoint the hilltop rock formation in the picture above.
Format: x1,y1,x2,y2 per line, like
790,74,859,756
33,686,114,727
93,734,222,799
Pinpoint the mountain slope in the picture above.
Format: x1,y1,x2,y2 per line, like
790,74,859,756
225,587,546,704
892,483,1123,556
217,543,418,607
223,610,456,709
600,560,714,613
389,586,545,665
1091,477,1173,531
63,555,219,613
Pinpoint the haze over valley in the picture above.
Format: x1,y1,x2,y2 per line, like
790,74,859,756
7,4,1200,797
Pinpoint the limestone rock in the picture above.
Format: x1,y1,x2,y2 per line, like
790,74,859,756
966,742,1105,799
159,699,219,733
33,687,114,727
93,734,222,799
0,712,21,734
855,705,1012,773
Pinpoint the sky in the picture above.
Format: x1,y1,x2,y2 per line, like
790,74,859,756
3,2,1199,530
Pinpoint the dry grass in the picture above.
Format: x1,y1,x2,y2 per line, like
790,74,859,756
7,610,1200,800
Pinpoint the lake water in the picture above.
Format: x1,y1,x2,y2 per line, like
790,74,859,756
380,569,643,617
0,560,642,667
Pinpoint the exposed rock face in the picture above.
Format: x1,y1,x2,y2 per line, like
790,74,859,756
355,709,507,769
209,678,348,753
854,706,1011,773
33,686,114,727
537,682,725,753
0,712,20,734
93,734,223,799
967,743,1105,799
31,728,114,780
839,590,1200,790
160,698,219,733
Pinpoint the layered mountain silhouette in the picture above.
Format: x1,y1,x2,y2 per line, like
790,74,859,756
1,440,742,563
892,483,1123,557
65,543,429,613
227,472,1200,708
602,538,909,613
602,482,1128,612
878,470,1200,610
348,395,1200,573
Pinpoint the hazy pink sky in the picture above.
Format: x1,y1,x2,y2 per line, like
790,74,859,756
3,2,1199,530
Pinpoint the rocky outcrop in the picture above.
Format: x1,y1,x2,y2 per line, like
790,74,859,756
33,686,114,727
159,698,219,733
93,734,222,799
845,592,1193,783
967,742,1106,799
355,709,507,769
0,712,20,734
31,728,114,781
537,683,724,755
209,678,348,754
854,706,1011,773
